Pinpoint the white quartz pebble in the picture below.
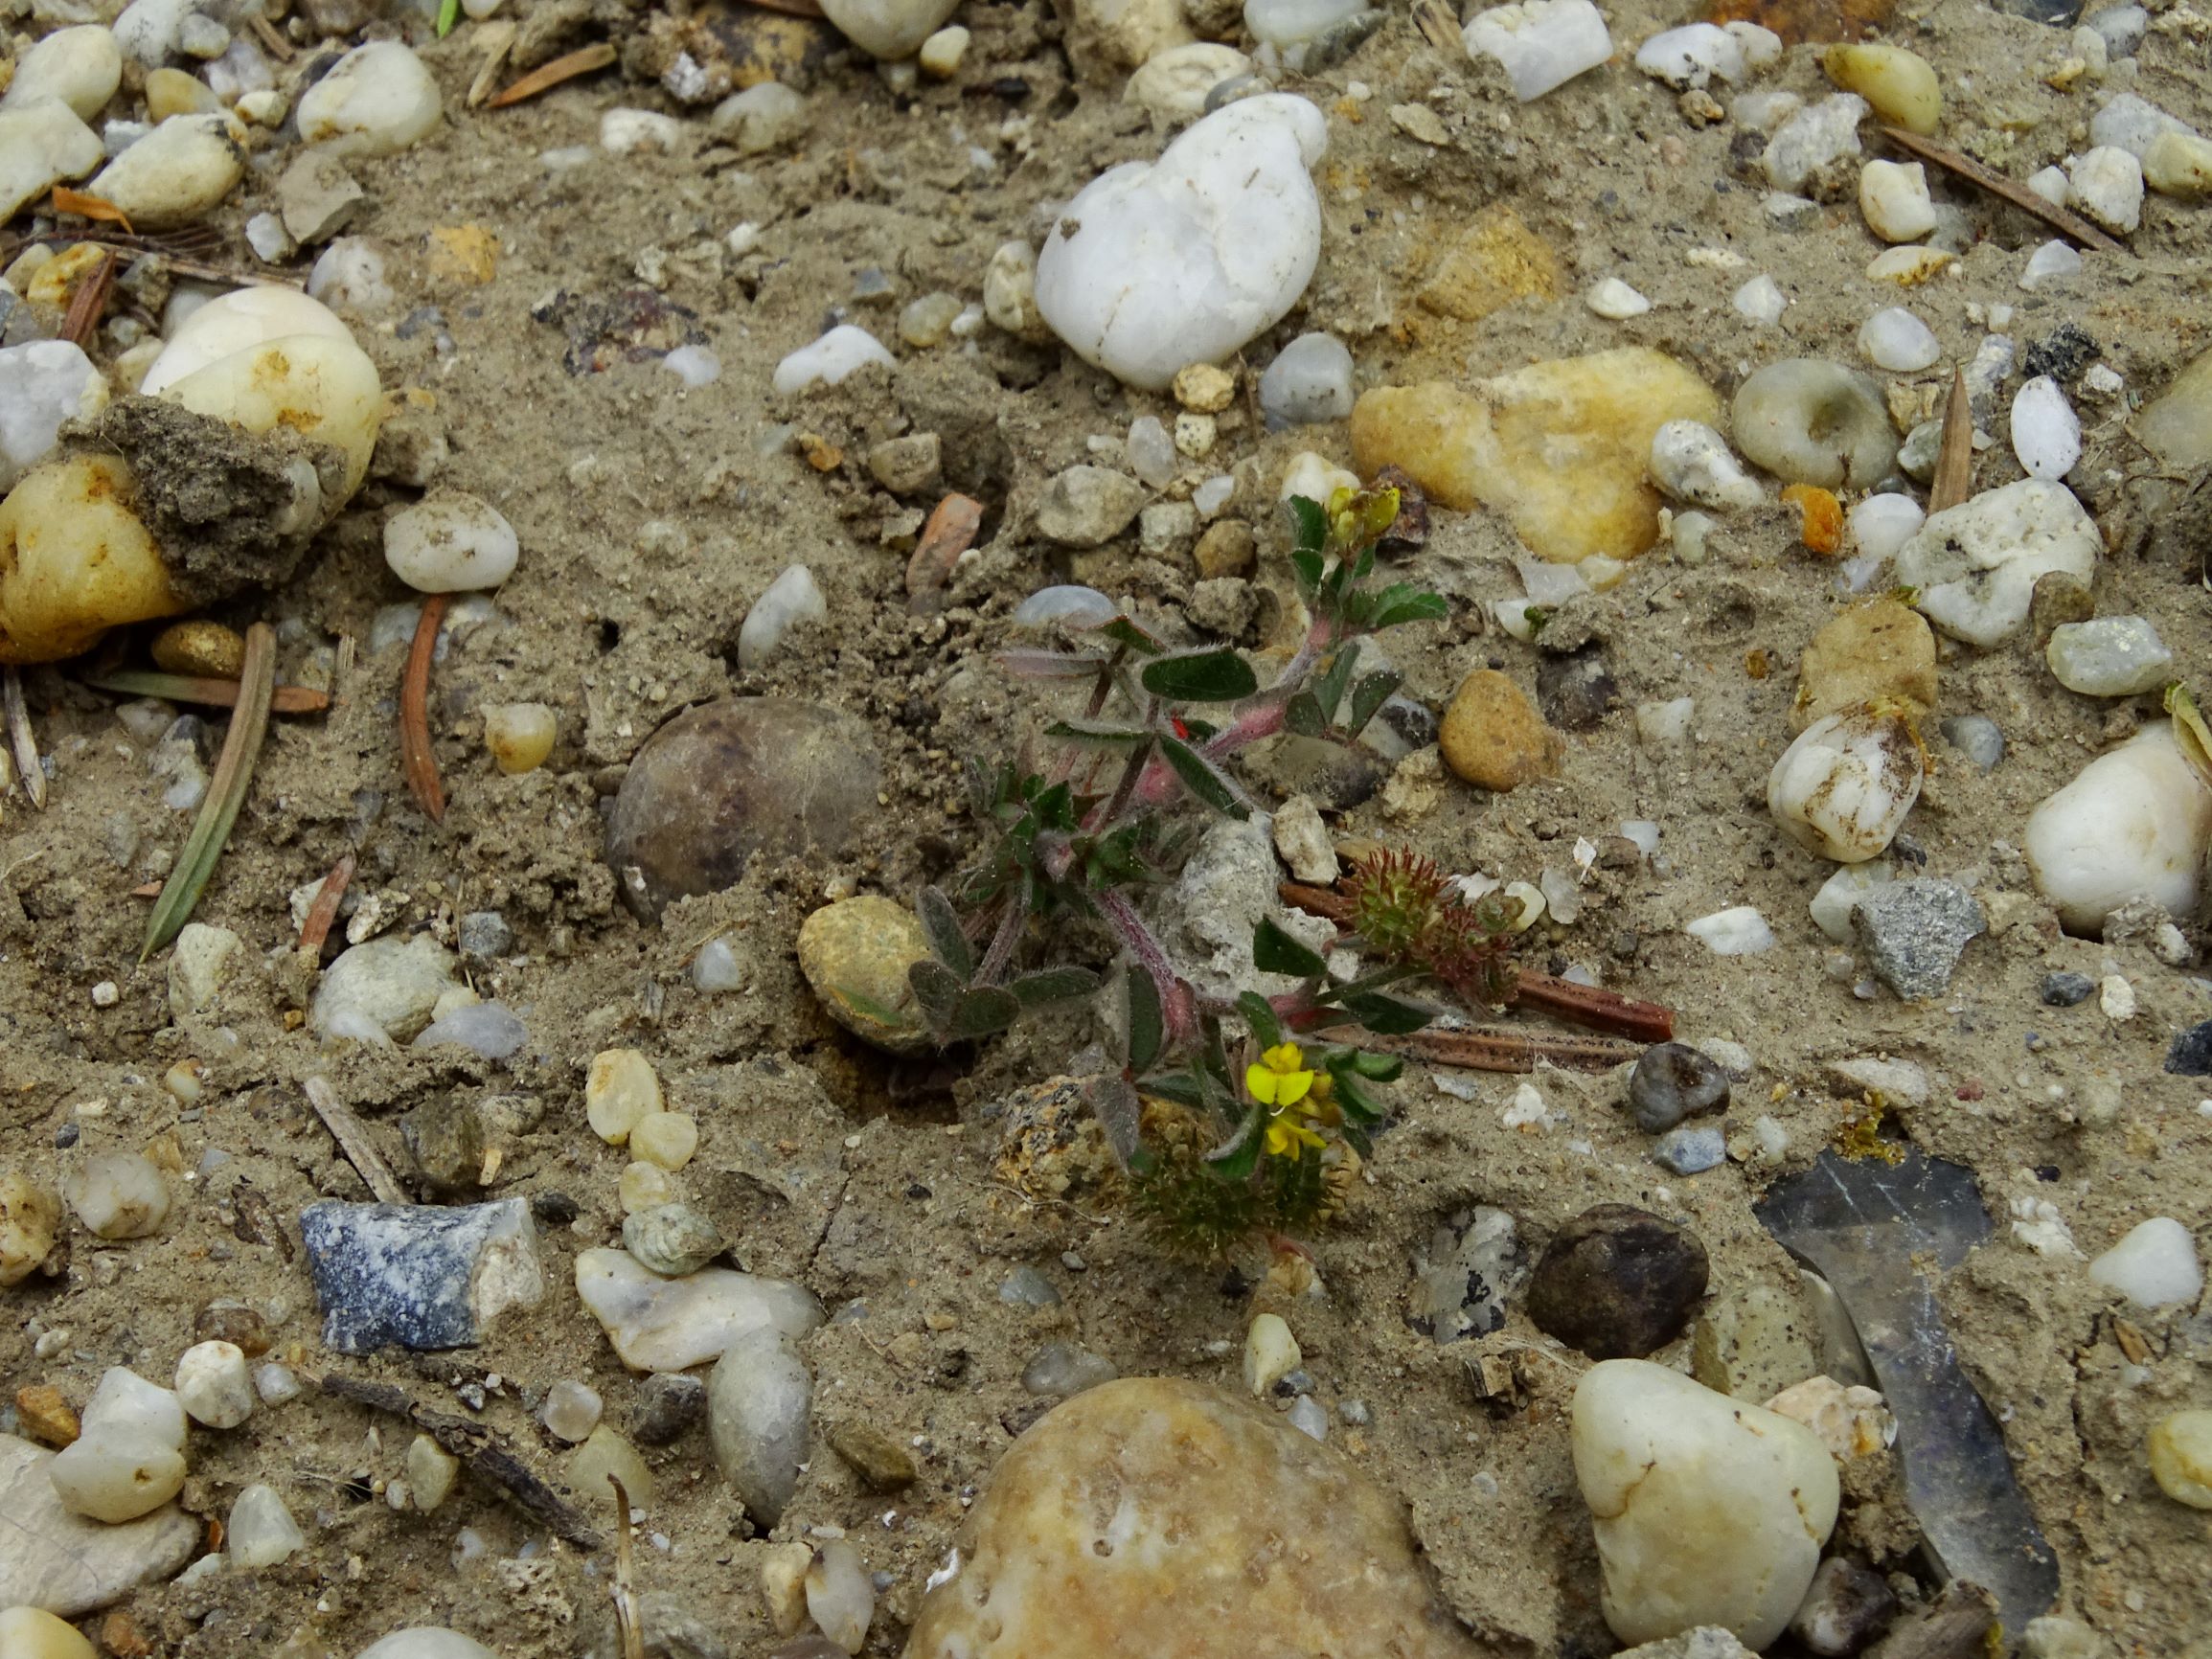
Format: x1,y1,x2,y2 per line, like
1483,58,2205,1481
1763,94,1865,193
175,1340,255,1428
1732,274,1786,325
1243,1312,1300,1396
86,112,240,229
820,0,962,59
83,1366,188,1449
1848,492,1924,562
1858,159,1935,242
64,1152,171,1239
1463,0,1613,102
1124,43,1253,121
296,41,441,156
2020,239,2084,291
227,1483,306,1567
1859,307,1939,372
1258,331,1355,426
600,107,682,154
1637,697,1695,744
2066,145,2143,234
1686,906,1775,955
4,26,125,122
2087,1217,2202,1309
1585,278,1651,320
384,491,518,593
738,564,827,670
1650,420,1763,510
0,99,104,221
308,238,394,310
1035,96,1325,390
1767,705,1923,863
354,1632,498,1659
2089,91,2195,160
1572,1359,1838,1648
0,341,107,493
47,1433,187,1522
2045,616,2173,696
709,1328,812,1525
806,1538,876,1654
2027,165,2070,206
1893,479,2101,647
2010,376,2081,479
661,345,721,387
1246,0,1366,62
2024,722,2212,933
771,325,894,395
575,1247,822,1373
1810,861,1890,943
1633,23,1744,89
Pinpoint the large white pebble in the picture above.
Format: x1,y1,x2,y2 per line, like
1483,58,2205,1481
0,100,104,221
0,1607,97,1659
175,1339,255,1428
0,341,107,493
86,112,242,229
139,285,355,396
82,1365,187,1449
63,1152,171,1239
1572,1358,1839,1649
160,332,382,496
2066,145,2143,234
4,27,125,122
296,41,443,156
384,491,518,594
1767,704,1924,863
2024,722,2212,933
1035,95,1325,391
354,1632,500,1659
2087,1216,2202,1308
771,325,894,395
1463,0,1613,102
47,1433,187,1522
2010,375,2081,479
1892,479,2100,648
819,0,961,59
1633,23,1744,90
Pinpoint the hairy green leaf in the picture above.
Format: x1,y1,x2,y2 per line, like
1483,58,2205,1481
1127,966,1163,1073
1369,587,1448,630
916,886,972,978
1311,648,1356,724
1203,1100,1266,1182
1159,737,1249,819
1284,692,1328,739
1011,966,1101,1008
1141,649,1259,702
1086,1073,1144,1170
1290,546,1325,597
1345,670,1402,737
1341,989,1432,1034
1349,1051,1403,1080
1143,1070,1206,1108
909,959,966,1022
947,986,1022,1039
1236,990,1284,1052
1099,617,1163,656
1252,917,1326,978
1286,495,1328,558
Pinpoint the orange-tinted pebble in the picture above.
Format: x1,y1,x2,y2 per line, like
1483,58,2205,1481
1781,484,1844,555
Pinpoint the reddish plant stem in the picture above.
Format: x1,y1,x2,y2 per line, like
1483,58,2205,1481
1315,1024,1645,1074
401,596,448,823
1093,886,1197,1047
297,851,356,957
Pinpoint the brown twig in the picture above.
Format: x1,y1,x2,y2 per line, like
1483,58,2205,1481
249,13,293,59
303,1076,408,1205
1929,366,1974,514
1316,1023,1646,1074
401,596,447,822
317,1374,603,1551
1879,126,2129,256
3,669,43,810
486,41,618,108
57,249,117,347
297,852,355,957
80,669,330,715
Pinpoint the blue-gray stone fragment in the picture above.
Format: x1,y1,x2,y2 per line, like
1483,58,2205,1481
301,1197,543,1354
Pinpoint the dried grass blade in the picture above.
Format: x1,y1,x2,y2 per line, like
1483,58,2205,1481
304,1076,408,1205
4,668,45,809
51,190,131,233
298,852,355,957
401,596,447,822
486,41,617,108
80,668,330,715
1929,366,1973,514
141,622,275,959
1879,126,2129,256
1315,1023,1646,1073
608,1475,645,1659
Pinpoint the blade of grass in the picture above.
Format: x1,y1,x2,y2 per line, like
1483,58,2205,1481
608,1475,645,1659
298,851,355,958
1880,126,2128,256
485,41,617,108
1929,367,1973,514
5,668,44,810
141,623,275,960
402,596,447,822
80,668,330,715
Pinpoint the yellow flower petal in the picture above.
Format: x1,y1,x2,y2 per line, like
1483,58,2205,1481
1265,1121,1293,1156
1274,1069,1313,1108
1245,1063,1280,1105
1261,1042,1305,1075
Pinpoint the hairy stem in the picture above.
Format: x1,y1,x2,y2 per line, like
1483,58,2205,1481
1095,887,1196,1047
975,885,1031,986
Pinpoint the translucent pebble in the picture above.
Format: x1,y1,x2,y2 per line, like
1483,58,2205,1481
806,1538,876,1653
1619,820,1660,854
0,340,107,493
1858,307,1939,372
1258,331,1356,426
771,325,893,395
1848,493,1924,562
661,345,721,387
255,1363,300,1404
738,564,827,670
1858,160,1934,242
1686,905,1775,955
1126,415,1177,488
2086,5,2148,55
83,1366,187,1449
1732,275,1786,326
227,1483,305,1567
999,1264,1061,1306
541,1380,604,1443
1762,94,1865,193
1012,585,1117,628
1810,861,1890,942
1938,716,2003,770
2045,617,2174,696
919,26,969,76
2027,165,2070,207
1194,474,1236,516
2089,91,2195,160
408,1435,461,1512
2066,146,2143,234
175,1340,255,1428
1243,1312,1300,1395
618,1162,679,1214
629,1111,700,1172
693,937,743,991
64,1151,171,1239
899,291,964,347
410,1001,527,1060
48,1433,186,1522
1633,23,1744,90
1287,1395,1331,1441
1732,359,1897,489
586,1049,663,1146
1585,278,1652,320
1650,420,1763,510
2087,1216,2202,1308
1462,0,1614,102
1821,42,1940,135
483,703,556,775
2010,376,2081,480
2148,1411,2212,1510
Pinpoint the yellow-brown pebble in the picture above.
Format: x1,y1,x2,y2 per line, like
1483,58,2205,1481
150,620,247,679
1439,670,1562,790
14,1382,80,1446
1792,598,1936,732
1173,363,1235,414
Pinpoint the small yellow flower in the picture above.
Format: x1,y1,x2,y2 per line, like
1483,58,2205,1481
1265,1115,1326,1157
1245,1043,1314,1108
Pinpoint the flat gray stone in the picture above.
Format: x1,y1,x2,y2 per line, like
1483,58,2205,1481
1852,878,1987,1001
0,1433,199,1616
301,1197,543,1353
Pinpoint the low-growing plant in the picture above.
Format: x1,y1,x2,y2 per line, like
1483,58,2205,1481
903,487,1512,1251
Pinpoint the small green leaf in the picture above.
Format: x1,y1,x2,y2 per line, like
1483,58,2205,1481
1350,1051,1403,1080
1159,737,1249,819
1284,691,1328,738
916,886,972,978
1143,1070,1206,1108
1140,649,1259,702
1345,670,1401,736
1236,990,1284,1052
1325,1061,1385,1125
1086,1073,1144,1170
1203,1101,1266,1182
947,987,1022,1039
1286,495,1328,557
1252,918,1327,978
1011,966,1101,1008
1341,990,1432,1034
1099,617,1164,655
1127,966,1164,1072
1341,1123,1374,1159
1311,648,1356,723
1290,546,1325,597
1370,588,1448,630
909,959,966,1022
1042,718,1153,748
436,0,461,34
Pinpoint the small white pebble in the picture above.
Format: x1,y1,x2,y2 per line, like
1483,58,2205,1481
1859,307,1940,372
660,344,721,387
1585,277,1652,319
91,981,120,1007
2019,239,2084,290
1732,274,1786,326
2010,375,2081,479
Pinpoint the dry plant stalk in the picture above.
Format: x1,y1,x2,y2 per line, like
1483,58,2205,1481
303,1076,408,1204
1929,367,1974,514
607,1475,646,1659
297,852,356,958
402,596,448,822
1881,126,2128,256
82,668,330,715
3,669,42,810
486,41,618,108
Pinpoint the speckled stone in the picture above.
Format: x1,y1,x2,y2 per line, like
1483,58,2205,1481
299,1198,543,1354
